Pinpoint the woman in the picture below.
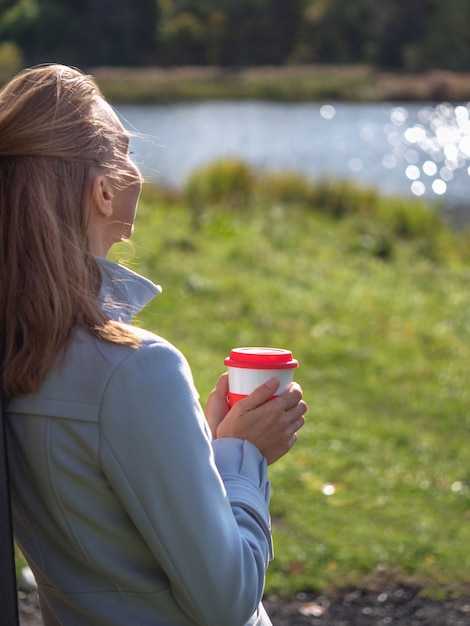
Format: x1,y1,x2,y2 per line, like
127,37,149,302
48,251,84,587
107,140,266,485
0,65,306,626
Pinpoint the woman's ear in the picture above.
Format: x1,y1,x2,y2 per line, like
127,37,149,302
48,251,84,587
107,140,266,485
90,174,114,218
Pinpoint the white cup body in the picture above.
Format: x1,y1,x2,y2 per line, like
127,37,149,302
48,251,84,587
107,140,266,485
227,366,295,406
227,366,294,396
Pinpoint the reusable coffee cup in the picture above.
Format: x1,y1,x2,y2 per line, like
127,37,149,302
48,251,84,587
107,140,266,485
224,347,299,407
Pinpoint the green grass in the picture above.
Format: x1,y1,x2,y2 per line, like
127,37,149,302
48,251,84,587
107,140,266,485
109,164,470,599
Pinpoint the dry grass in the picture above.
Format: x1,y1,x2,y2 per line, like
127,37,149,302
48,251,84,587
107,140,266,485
88,64,470,103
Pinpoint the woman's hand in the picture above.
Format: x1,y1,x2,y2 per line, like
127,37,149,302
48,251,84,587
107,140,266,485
205,373,231,437
205,373,307,465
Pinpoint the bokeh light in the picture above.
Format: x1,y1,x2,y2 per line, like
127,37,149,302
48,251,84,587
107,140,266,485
384,102,470,197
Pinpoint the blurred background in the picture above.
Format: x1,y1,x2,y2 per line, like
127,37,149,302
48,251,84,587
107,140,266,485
1,0,469,72
3,1,470,210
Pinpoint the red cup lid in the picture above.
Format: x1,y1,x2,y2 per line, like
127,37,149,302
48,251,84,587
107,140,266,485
224,347,298,369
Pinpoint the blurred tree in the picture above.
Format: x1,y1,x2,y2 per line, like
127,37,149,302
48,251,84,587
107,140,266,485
213,0,272,66
373,0,470,70
206,8,227,65
0,39,23,81
374,0,429,69
419,0,470,71
1,0,470,70
77,0,157,66
268,0,303,64
157,9,205,64
156,0,302,65
291,0,376,64
0,0,157,66
223,0,302,65
318,0,376,63
0,0,75,64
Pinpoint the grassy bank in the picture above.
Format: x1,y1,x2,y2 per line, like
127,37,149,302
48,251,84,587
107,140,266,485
107,162,470,599
90,64,470,104
14,163,470,600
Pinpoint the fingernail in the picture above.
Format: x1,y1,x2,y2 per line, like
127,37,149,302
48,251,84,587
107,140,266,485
265,377,279,390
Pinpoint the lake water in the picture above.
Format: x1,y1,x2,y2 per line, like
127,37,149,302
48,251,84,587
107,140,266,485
117,101,470,209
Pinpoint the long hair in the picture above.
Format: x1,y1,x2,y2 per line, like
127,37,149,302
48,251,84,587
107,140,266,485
0,64,140,401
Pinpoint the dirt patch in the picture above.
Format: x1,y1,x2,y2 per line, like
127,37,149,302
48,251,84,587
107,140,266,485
264,583,470,625
18,591,42,626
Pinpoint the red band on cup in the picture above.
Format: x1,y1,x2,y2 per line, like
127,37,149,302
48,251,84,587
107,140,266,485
227,392,248,407
227,391,281,407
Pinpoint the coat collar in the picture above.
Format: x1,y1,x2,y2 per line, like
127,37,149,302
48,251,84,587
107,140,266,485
97,257,162,323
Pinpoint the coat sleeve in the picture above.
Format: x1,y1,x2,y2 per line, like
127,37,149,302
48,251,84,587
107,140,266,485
98,336,273,626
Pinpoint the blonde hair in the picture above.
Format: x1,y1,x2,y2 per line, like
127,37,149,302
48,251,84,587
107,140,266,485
0,64,140,401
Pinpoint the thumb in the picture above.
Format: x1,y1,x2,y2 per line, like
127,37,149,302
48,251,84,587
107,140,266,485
205,373,230,437
213,372,229,398
238,377,280,411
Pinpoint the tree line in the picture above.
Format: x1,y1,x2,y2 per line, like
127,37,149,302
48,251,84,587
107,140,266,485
1,0,470,71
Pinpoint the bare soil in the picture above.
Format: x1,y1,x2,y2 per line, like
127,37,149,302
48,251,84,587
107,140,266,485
18,583,470,625
263,583,470,626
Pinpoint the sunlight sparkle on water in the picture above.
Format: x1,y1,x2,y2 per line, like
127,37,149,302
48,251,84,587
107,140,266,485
385,102,470,197
432,179,447,195
411,180,426,196
390,107,408,125
405,165,420,180
404,126,426,143
455,105,469,121
320,104,336,120
423,160,438,176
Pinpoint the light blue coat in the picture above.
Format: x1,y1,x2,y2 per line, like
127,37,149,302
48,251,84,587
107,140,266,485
6,258,274,625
